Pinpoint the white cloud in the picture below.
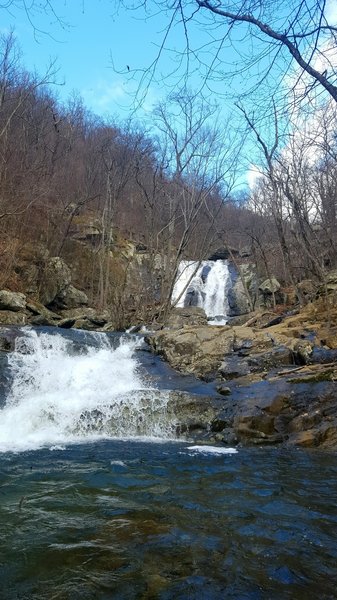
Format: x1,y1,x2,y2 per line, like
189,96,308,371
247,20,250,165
82,79,129,114
247,165,264,190
325,0,337,25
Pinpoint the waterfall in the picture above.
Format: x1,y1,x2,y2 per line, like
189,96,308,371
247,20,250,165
172,260,231,324
0,329,175,453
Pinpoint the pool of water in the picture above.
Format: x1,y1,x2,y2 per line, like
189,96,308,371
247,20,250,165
1,441,337,599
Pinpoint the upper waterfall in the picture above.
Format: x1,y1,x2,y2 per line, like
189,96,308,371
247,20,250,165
172,260,231,324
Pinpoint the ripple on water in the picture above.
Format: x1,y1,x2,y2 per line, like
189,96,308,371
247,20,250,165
0,442,337,599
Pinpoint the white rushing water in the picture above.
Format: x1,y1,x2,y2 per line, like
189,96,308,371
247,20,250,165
0,330,174,453
172,260,231,324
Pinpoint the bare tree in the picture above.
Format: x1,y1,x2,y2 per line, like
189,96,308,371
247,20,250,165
151,90,239,316
119,0,337,113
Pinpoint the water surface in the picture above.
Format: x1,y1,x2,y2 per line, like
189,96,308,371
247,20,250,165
1,442,337,599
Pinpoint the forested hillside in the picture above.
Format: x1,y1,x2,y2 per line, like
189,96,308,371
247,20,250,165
0,30,336,327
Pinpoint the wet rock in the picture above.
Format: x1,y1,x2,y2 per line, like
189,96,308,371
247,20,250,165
288,430,320,447
0,327,27,352
166,390,219,437
292,339,314,364
216,385,231,396
0,290,26,312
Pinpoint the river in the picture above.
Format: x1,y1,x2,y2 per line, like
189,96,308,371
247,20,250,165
0,327,337,599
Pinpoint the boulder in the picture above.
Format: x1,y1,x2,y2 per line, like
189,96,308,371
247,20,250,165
0,290,26,312
26,299,61,322
317,270,337,297
53,285,89,309
146,325,235,378
259,277,281,295
147,324,293,379
165,307,208,328
59,307,109,324
39,257,72,306
0,311,27,325
0,327,27,352
57,307,110,330
296,279,315,302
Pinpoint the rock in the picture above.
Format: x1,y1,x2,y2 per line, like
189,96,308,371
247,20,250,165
147,324,293,379
59,307,109,324
0,290,26,312
0,311,27,325
165,390,219,437
292,339,314,364
288,430,320,447
57,318,76,329
0,327,27,352
228,264,256,316
56,307,110,331
216,385,231,396
29,315,58,326
53,284,89,309
219,356,251,379
26,299,61,321
259,277,281,295
317,270,337,297
165,307,208,328
296,279,315,302
39,257,72,305
208,247,239,260
146,325,235,378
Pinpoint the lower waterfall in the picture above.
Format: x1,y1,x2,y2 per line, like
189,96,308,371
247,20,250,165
172,260,231,324
0,329,175,453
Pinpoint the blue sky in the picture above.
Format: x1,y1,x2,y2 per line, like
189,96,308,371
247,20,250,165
2,1,251,120
2,1,173,118
2,0,336,190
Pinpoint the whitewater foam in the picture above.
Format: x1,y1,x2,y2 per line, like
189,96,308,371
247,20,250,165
0,329,175,453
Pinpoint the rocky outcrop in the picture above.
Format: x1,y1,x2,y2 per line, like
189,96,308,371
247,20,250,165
146,324,297,380
227,263,257,316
